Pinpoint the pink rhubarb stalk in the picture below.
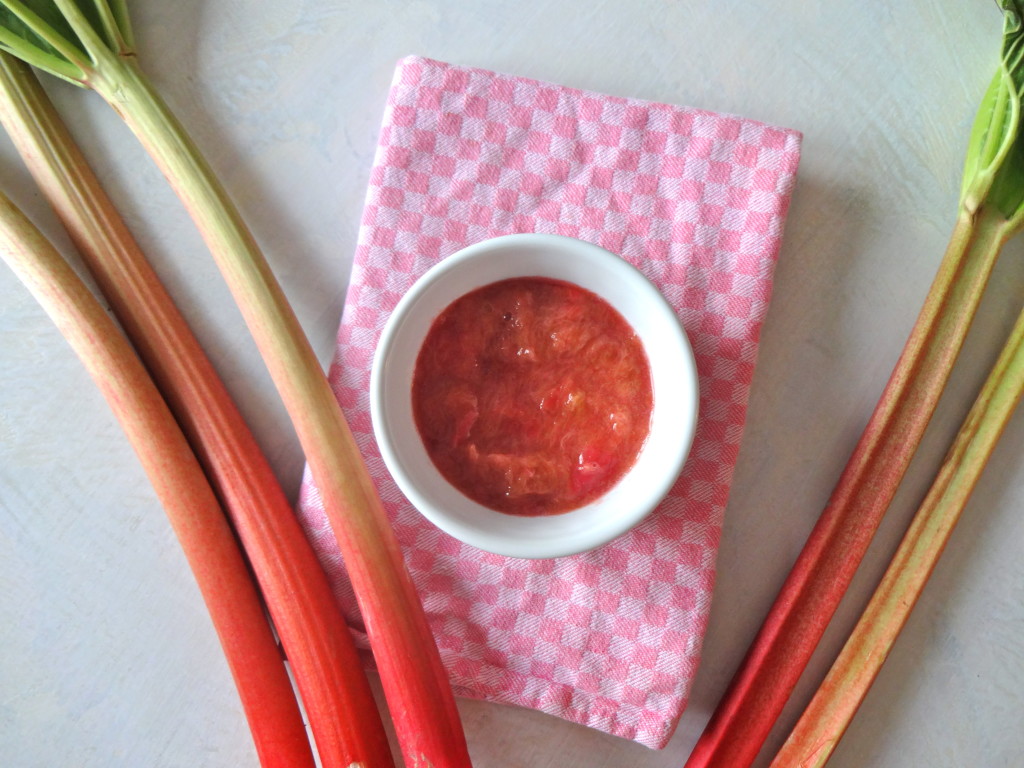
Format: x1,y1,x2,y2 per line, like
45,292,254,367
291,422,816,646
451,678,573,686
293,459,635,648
771,284,1024,767
687,4,1024,763
0,188,316,768
685,210,1010,768
0,52,394,768
0,3,473,764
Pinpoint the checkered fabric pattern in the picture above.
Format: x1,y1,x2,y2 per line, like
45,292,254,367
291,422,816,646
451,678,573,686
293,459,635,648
296,56,801,749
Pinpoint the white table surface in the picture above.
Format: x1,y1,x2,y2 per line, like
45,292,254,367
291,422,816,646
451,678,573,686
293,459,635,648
2,1,1022,766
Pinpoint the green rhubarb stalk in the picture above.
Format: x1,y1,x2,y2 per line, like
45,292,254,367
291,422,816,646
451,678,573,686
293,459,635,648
0,3,471,765
770,288,1024,768
0,52,394,768
685,5,1024,767
0,187,316,768
765,9,1024,762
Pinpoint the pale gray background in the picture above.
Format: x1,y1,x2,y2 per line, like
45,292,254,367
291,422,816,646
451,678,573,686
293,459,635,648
2,2,1021,766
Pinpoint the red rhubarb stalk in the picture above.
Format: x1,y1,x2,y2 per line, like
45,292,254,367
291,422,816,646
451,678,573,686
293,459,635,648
687,5,1024,765
767,6,1024,764
685,209,1008,768
0,53,394,768
0,3,472,765
0,188,316,768
772,290,1024,767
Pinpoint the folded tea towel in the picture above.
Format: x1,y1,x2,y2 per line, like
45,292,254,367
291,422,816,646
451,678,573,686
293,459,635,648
296,55,801,749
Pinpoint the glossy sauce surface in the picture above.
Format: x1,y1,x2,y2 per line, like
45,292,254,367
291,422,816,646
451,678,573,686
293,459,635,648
412,277,653,516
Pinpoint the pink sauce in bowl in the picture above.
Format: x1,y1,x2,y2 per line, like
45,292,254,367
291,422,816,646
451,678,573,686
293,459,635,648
370,233,698,559
412,277,653,516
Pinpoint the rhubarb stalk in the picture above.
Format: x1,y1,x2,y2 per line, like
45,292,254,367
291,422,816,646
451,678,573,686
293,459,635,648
771,285,1024,768
767,7,1024,762
0,3,471,765
687,209,1009,768
0,52,393,768
0,188,316,768
685,4,1024,766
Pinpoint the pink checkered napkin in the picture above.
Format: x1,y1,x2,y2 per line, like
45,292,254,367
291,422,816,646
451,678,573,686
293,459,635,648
296,56,801,749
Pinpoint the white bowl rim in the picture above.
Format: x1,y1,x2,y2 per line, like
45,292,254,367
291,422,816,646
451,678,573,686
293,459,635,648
370,233,699,559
